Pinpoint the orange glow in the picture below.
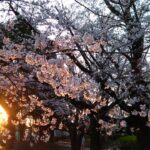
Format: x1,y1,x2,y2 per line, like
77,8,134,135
0,105,8,126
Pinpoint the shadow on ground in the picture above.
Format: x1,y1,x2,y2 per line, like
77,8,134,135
8,140,71,150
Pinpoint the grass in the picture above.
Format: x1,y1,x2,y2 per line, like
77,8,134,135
118,135,137,142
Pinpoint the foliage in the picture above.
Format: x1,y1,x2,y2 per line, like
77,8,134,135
0,0,149,149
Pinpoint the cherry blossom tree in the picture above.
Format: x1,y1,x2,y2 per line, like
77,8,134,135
51,0,150,149
0,0,150,150
0,15,97,150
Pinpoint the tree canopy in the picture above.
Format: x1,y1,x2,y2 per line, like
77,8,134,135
0,0,149,150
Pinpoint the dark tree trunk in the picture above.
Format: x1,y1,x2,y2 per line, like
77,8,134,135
7,120,16,149
137,127,150,150
50,130,54,143
90,128,101,150
69,123,84,150
90,114,102,150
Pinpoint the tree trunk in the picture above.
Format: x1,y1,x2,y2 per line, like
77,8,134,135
69,124,84,150
137,127,150,150
90,114,102,150
50,130,55,143
90,128,101,150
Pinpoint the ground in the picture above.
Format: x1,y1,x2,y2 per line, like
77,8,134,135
6,139,89,150
7,140,71,150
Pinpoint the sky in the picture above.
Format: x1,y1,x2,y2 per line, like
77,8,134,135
62,0,74,6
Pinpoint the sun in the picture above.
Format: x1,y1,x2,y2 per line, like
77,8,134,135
0,105,8,126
